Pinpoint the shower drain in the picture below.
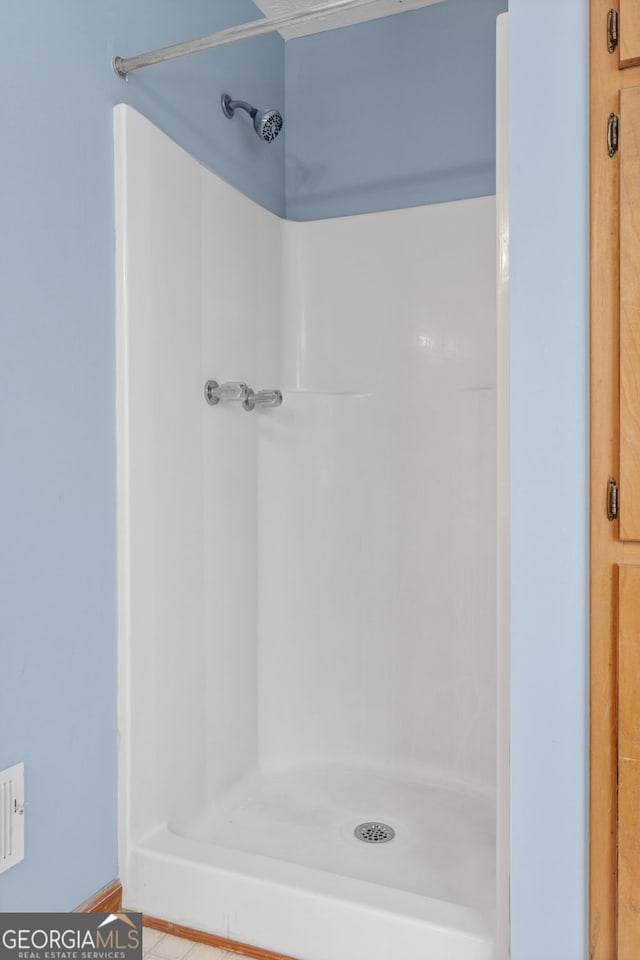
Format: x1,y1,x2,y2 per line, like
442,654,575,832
354,821,395,843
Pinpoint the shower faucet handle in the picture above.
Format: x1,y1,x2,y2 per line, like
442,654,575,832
204,380,282,410
204,380,249,405
243,388,283,411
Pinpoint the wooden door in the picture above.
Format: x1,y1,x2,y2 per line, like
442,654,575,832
591,3,640,959
620,85,640,540
618,565,640,958
620,0,640,68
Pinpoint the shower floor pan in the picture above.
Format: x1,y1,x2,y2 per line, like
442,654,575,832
125,766,495,960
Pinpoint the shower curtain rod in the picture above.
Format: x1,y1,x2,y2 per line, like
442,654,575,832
113,0,382,77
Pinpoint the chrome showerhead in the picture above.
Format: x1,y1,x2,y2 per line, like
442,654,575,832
255,107,284,143
221,93,284,144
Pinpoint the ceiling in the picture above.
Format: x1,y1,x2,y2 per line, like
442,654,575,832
253,0,446,40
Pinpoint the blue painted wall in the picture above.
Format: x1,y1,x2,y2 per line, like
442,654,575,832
509,1,588,958
0,0,283,912
285,0,507,221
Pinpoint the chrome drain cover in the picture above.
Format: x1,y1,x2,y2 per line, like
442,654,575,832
354,821,395,843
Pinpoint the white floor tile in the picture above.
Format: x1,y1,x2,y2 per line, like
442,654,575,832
183,944,230,960
142,929,165,956
148,934,195,960
142,930,260,960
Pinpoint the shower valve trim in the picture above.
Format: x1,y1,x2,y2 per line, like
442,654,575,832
205,380,283,411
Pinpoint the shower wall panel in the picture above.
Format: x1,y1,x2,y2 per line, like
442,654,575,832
260,199,497,793
200,154,283,809
117,105,206,845
116,106,282,850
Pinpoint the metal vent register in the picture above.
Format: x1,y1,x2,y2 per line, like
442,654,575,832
0,762,25,874
354,821,395,843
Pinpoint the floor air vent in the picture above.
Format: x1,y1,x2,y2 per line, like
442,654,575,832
0,762,24,874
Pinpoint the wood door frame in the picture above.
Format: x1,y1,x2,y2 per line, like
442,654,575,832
591,3,640,957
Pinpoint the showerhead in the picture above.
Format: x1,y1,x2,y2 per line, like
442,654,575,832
221,93,284,144
255,108,284,144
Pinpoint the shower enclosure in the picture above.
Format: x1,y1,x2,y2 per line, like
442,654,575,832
116,19,509,960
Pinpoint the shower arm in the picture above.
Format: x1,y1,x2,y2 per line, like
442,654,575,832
223,98,258,120
113,0,383,77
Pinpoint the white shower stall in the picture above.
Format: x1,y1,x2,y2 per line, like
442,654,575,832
116,23,508,953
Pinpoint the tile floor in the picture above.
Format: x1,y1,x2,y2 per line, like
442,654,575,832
142,927,252,960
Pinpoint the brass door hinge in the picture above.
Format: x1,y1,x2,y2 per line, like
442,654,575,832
607,477,619,521
608,112,619,157
608,9,619,54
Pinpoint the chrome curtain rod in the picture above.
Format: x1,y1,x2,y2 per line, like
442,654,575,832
113,0,382,77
